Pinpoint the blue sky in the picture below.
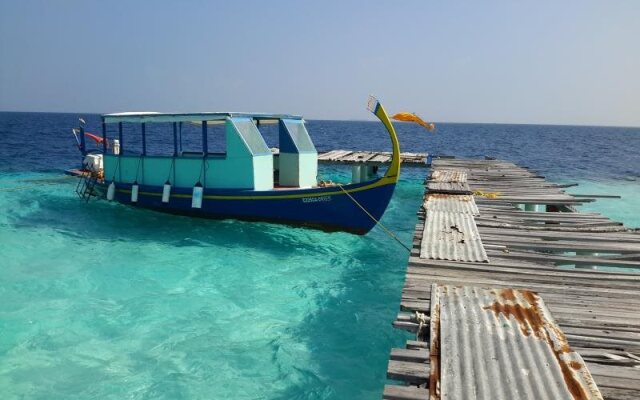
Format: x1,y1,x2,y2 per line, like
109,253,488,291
1,1,639,126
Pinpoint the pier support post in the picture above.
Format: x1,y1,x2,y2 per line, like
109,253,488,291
359,164,375,182
576,250,599,270
352,165,362,184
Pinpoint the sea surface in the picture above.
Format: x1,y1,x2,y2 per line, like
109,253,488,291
0,112,639,399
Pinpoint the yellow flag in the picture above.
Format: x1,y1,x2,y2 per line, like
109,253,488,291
391,112,435,132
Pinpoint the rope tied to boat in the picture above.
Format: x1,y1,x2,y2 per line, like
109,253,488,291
133,155,142,184
195,156,209,188
336,183,412,252
166,157,176,183
111,155,121,182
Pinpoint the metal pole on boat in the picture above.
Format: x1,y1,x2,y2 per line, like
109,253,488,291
202,121,208,154
79,119,86,157
173,122,178,156
101,119,107,154
118,122,123,152
202,121,208,185
141,122,147,155
178,122,183,155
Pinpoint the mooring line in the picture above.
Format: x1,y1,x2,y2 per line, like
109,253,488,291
336,183,412,252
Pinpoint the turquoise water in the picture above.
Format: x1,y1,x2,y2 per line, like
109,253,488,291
0,166,422,400
566,180,640,228
1,113,639,399
4,172,636,400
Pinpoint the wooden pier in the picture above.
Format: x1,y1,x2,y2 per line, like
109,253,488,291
318,150,428,166
272,148,429,166
384,158,640,400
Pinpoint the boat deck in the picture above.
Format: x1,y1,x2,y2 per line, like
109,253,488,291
384,158,640,400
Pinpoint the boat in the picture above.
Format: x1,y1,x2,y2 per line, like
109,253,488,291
67,97,401,234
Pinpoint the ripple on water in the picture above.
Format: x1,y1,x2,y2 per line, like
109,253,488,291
1,113,639,399
0,170,415,399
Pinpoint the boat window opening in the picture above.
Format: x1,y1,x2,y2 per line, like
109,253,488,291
143,123,178,156
252,122,280,185
205,122,226,156
254,121,279,149
119,123,143,155
178,122,204,156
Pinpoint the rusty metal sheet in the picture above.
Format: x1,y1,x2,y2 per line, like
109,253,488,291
420,210,489,262
431,169,468,183
436,285,603,400
423,194,479,215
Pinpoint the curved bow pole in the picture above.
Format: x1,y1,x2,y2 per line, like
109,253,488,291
367,96,401,183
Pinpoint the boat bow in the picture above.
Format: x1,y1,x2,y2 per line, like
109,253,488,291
367,96,401,183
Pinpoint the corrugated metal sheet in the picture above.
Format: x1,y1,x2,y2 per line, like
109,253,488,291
431,169,468,183
435,285,603,400
420,210,489,262
427,181,472,194
423,193,479,215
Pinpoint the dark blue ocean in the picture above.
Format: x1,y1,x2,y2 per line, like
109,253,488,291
1,112,639,181
0,112,639,399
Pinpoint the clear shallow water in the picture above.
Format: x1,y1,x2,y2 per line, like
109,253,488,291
0,112,639,399
567,180,640,228
0,168,423,400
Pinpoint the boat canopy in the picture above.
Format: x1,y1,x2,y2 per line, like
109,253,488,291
103,112,302,124
98,112,317,191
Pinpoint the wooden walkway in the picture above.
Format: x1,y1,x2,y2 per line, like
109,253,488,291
272,148,429,166
318,150,427,166
384,158,640,400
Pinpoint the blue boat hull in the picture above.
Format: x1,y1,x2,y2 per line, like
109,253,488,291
96,178,397,234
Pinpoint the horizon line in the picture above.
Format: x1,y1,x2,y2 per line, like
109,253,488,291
1,109,639,130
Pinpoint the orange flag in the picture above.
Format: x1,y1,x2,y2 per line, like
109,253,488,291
391,112,435,132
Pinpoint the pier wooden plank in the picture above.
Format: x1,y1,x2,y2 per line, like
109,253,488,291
383,385,430,400
387,360,430,384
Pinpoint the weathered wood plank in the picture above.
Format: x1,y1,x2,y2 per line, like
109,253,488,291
383,385,430,400
390,348,430,363
387,360,429,384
